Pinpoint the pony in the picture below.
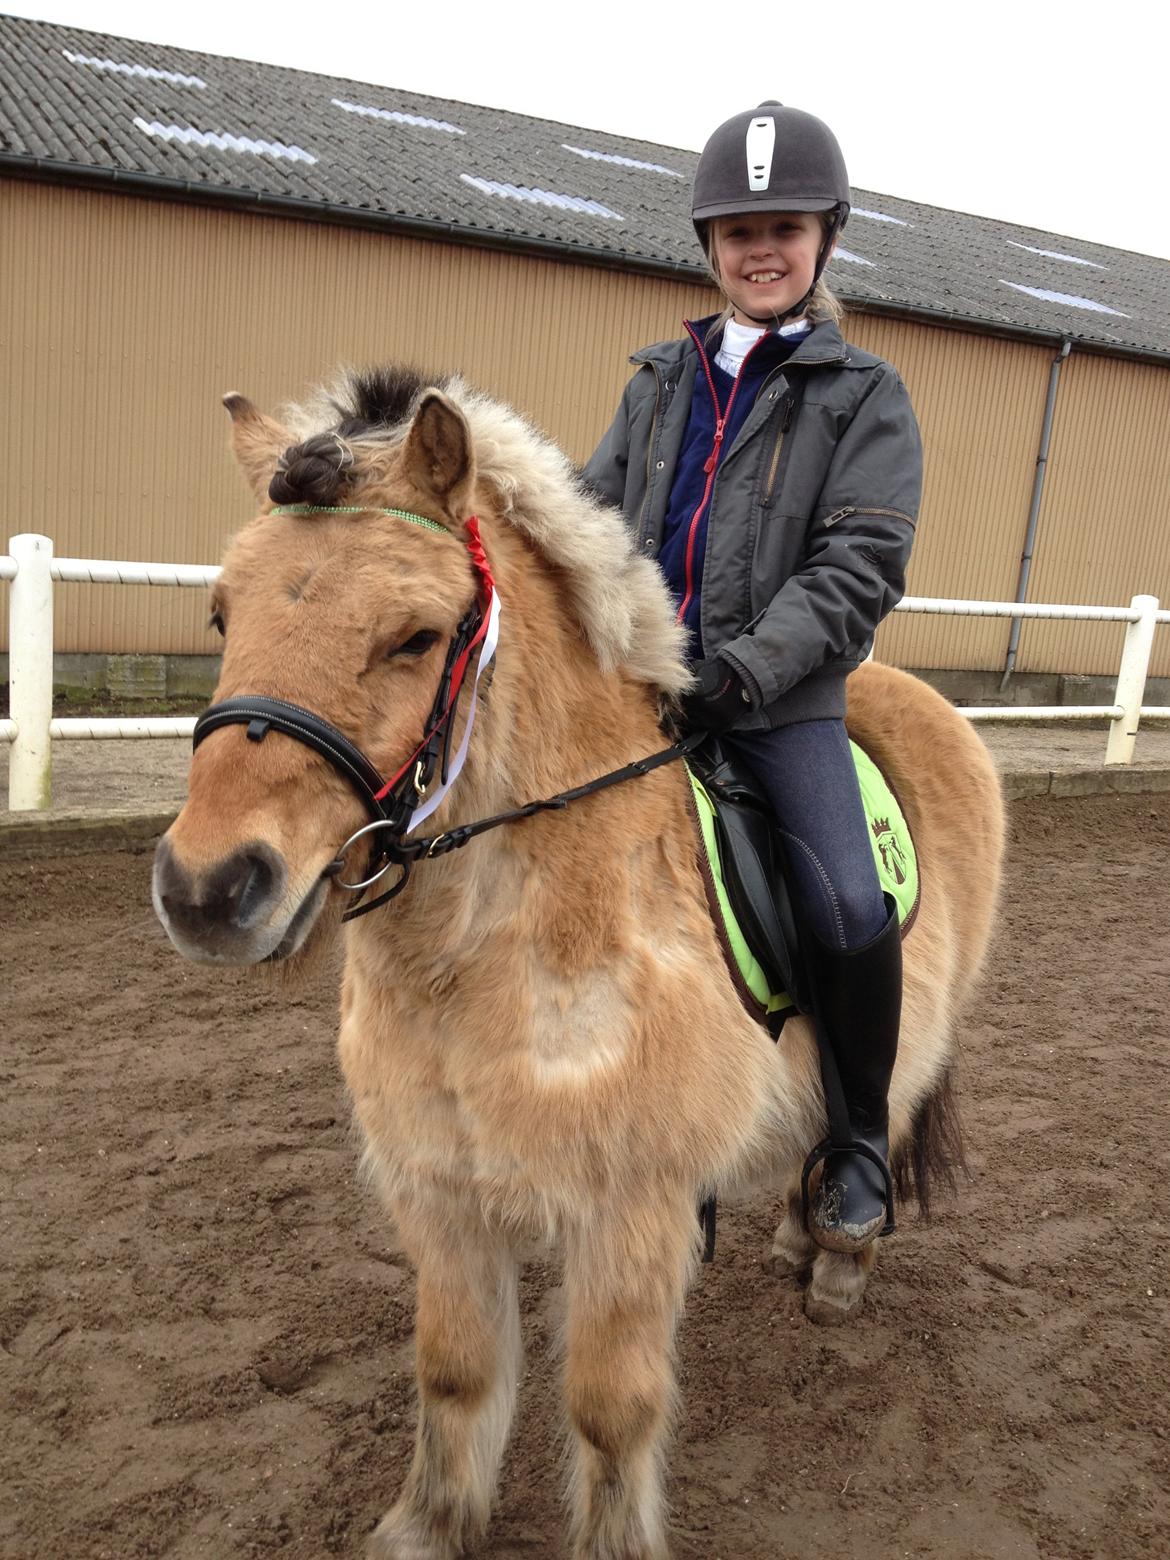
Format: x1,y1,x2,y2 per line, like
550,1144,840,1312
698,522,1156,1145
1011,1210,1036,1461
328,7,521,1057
152,366,1004,1560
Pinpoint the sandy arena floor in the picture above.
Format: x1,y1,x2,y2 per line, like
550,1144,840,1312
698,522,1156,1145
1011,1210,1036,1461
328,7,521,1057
2,792,1168,1558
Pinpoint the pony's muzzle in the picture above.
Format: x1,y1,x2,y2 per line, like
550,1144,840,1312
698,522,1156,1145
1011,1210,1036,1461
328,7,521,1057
152,835,296,963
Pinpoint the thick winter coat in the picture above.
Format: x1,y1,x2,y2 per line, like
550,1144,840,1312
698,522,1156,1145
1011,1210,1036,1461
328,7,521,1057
583,315,923,728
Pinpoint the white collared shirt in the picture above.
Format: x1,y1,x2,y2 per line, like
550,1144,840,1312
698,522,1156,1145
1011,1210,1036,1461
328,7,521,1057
715,315,811,376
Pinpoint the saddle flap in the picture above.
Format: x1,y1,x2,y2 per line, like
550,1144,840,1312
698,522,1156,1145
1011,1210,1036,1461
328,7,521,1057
688,738,809,1014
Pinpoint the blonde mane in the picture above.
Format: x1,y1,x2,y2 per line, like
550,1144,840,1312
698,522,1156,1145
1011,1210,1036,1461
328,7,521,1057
283,369,690,697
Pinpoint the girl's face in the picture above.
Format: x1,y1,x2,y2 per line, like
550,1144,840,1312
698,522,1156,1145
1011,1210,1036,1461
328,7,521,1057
712,211,828,325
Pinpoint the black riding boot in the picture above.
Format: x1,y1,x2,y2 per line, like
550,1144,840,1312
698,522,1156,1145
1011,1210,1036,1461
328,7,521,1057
803,896,902,1253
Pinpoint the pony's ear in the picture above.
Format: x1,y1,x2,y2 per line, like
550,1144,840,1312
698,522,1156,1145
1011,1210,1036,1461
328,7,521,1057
401,390,475,514
222,393,293,505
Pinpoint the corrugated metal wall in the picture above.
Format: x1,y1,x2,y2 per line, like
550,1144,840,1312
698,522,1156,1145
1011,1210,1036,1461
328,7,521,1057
0,180,714,656
851,316,1055,672
854,318,1170,678
1008,351,1170,676
3,178,1168,676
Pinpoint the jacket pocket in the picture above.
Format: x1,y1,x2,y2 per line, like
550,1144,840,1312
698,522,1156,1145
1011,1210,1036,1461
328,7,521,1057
822,504,917,530
633,364,663,541
761,396,795,507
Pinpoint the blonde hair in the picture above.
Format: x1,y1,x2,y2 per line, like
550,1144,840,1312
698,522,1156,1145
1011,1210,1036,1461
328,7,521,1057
702,211,845,341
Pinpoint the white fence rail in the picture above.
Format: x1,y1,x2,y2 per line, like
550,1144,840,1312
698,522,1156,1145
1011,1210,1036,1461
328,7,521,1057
3,532,1169,811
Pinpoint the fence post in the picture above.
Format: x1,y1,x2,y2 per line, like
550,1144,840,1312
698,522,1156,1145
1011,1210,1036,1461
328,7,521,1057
8,533,54,810
1106,593,1159,765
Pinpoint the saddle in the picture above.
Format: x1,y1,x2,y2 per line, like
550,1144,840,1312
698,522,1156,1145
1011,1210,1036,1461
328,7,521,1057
686,735,919,1036
686,738,810,1032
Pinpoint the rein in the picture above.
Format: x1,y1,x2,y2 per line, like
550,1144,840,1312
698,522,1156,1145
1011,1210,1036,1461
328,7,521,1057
192,502,701,920
332,728,706,918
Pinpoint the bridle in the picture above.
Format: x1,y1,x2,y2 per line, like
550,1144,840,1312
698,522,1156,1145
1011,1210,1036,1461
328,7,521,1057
192,503,701,920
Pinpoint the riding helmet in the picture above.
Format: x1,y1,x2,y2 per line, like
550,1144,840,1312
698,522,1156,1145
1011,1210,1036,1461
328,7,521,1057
691,102,851,244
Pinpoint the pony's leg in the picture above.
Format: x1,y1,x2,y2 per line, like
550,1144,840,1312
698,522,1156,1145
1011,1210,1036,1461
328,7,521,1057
804,1243,878,1326
765,1184,817,1277
766,1185,877,1323
562,1191,698,1560
369,1200,520,1560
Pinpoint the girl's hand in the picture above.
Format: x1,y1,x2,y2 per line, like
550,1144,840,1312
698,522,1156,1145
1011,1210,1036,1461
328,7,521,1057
681,657,753,732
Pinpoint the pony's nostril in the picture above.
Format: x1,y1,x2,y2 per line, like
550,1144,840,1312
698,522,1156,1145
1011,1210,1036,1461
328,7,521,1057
155,839,287,935
209,845,284,930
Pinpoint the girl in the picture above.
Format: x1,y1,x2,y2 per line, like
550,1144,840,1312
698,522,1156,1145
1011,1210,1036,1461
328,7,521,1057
584,103,922,1253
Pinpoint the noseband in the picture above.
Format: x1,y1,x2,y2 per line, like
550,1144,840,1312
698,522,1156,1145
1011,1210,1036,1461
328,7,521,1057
193,502,702,919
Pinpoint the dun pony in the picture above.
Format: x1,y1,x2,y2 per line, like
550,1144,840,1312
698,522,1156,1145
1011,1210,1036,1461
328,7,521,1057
153,367,1004,1560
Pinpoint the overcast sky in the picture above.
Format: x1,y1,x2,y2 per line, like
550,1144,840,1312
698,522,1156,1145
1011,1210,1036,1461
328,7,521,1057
7,0,1170,262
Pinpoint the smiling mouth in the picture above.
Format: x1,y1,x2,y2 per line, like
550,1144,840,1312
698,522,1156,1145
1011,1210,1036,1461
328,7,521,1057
745,271,785,284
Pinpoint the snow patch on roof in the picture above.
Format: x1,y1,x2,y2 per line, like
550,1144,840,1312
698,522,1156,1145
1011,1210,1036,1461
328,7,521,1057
133,118,317,164
562,144,684,178
999,281,1128,316
852,207,908,226
460,175,622,220
834,248,876,267
1006,240,1105,269
332,98,465,134
63,49,206,88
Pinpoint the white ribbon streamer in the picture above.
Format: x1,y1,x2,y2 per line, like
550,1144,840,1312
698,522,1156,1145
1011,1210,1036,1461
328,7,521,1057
407,586,502,832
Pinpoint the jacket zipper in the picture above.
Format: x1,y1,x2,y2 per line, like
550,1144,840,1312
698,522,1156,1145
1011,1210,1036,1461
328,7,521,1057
823,505,916,528
675,324,770,628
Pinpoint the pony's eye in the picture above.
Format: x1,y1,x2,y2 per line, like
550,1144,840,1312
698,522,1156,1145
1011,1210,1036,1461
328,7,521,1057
389,629,440,659
208,610,226,637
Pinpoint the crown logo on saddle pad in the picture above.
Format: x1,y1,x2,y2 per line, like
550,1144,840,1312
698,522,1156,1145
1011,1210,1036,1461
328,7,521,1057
871,816,908,886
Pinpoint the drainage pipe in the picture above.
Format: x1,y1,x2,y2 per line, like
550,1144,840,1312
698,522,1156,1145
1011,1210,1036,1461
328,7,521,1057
1000,338,1072,689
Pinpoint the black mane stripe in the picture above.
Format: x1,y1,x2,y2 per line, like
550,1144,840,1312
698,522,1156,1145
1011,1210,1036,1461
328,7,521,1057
330,365,450,439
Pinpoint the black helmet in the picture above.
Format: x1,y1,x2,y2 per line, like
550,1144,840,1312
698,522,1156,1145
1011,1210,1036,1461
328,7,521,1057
692,102,850,243
692,102,850,325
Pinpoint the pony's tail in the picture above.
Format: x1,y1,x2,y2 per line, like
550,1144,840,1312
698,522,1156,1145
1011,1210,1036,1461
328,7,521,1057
890,1065,967,1220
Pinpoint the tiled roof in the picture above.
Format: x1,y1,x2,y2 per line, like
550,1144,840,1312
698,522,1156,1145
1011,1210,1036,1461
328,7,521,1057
3,14,1168,362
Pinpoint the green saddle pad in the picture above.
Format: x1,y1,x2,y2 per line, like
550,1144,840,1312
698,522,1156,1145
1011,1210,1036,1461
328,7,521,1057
688,741,919,1018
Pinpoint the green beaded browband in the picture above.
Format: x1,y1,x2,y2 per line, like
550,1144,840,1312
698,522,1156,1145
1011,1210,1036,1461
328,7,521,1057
271,504,449,535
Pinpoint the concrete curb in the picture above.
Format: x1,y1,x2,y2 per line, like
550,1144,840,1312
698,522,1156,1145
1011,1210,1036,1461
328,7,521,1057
998,766,1170,800
3,767,1170,856
0,807,179,859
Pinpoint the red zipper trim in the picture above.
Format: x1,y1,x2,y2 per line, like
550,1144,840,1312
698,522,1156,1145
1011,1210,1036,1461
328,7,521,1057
675,322,770,628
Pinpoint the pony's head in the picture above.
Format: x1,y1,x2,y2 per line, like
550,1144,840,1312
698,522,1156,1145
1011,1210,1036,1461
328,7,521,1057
153,367,688,969
153,372,497,966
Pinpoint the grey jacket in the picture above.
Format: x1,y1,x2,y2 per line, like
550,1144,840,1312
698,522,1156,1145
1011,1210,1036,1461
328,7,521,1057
583,316,922,728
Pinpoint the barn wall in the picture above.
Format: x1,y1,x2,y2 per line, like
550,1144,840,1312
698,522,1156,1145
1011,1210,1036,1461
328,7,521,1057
3,178,1168,677
0,179,714,655
852,315,1170,678
848,315,1052,672
1006,351,1170,677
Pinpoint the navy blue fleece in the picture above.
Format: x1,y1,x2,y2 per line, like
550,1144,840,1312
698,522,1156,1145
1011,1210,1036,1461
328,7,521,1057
658,327,800,651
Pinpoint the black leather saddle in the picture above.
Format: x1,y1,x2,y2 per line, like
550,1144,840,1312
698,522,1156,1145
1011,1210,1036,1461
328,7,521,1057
687,736,811,1023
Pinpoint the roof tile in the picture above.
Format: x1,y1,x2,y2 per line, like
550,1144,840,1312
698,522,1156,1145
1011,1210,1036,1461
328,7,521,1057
2,14,1167,359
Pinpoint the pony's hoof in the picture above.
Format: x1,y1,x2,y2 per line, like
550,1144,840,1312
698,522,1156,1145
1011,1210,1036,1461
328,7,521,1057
804,1284,865,1326
802,1242,877,1325
762,1244,812,1279
367,1510,455,1560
